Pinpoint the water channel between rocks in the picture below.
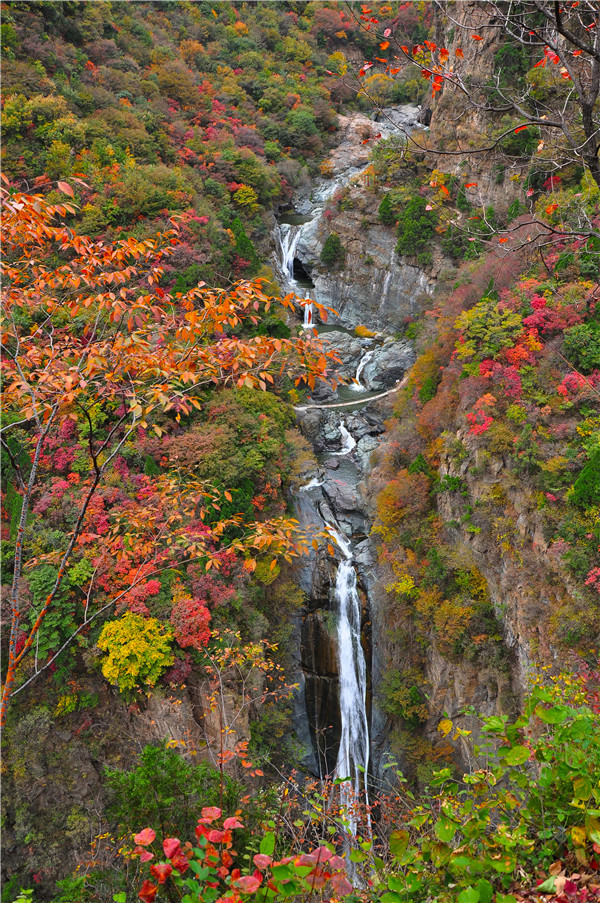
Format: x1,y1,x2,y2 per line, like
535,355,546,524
272,118,418,833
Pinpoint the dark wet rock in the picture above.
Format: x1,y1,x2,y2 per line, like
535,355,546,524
361,339,415,391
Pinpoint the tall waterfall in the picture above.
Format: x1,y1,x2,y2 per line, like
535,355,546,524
326,523,370,835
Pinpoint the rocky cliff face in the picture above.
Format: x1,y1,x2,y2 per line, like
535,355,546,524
281,107,435,331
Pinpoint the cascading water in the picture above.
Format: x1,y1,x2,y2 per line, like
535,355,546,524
351,349,375,392
278,224,302,280
325,522,370,837
332,420,357,456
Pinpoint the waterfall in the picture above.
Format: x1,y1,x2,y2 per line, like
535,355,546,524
325,522,370,837
299,476,323,492
332,420,357,456
351,349,375,392
278,223,302,280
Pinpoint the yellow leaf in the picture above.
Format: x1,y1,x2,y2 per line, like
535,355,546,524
438,718,453,737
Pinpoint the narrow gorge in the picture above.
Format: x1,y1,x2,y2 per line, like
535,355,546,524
272,113,419,801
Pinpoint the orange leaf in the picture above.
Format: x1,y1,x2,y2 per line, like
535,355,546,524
440,184,449,195
546,203,558,214
455,48,464,59
471,34,483,41
57,181,74,198
390,67,401,74
380,41,390,50
464,182,478,187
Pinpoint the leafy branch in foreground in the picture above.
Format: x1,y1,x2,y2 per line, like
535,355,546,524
0,181,338,723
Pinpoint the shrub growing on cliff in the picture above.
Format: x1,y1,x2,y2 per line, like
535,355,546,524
396,196,437,259
378,192,397,225
320,231,346,268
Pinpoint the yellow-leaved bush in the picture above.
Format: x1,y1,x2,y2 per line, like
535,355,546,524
97,612,174,692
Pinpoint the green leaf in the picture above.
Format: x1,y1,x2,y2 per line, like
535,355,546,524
504,745,530,766
390,829,409,858
535,704,568,724
573,776,593,801
260,831,276,856
349,850,367,863
271,865,292,881
434,818,455,842
496,896,517,903
477,879,493,903
388,877,405,892
458,887,479,903
113,896,127,903
381,894,403,903
536,877,556,893
189,862,210,879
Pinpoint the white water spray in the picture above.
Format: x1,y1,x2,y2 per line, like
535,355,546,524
300,476,324,492
331,420,357,456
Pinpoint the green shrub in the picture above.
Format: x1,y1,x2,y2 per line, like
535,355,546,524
105,743,242,841
396,196,437,257
563,322,600,373
320,232,345,267
378,192,396,225
570,447,600,508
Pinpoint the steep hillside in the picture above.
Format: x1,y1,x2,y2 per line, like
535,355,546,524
1,3,600,903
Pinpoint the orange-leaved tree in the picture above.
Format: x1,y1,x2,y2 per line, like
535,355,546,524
0,180,337,723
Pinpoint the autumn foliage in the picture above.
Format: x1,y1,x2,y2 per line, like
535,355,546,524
0,183,334,722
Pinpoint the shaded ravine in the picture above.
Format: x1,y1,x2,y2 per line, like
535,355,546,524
273,127,416,835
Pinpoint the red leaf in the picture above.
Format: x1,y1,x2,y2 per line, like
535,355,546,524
57,181,74,198
464,182,478,187
201,806,222,821
254,854,272,869
384,28,391,37
455,48,464,59
138,881,158,903
163,837,181,859
471,34,483,41
233,875,262,893
514,125,529,133
150,863,173,884
223,816,244,829
134,828,156,846
332,874,353,896
380,40,390,50
171,853,189,874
